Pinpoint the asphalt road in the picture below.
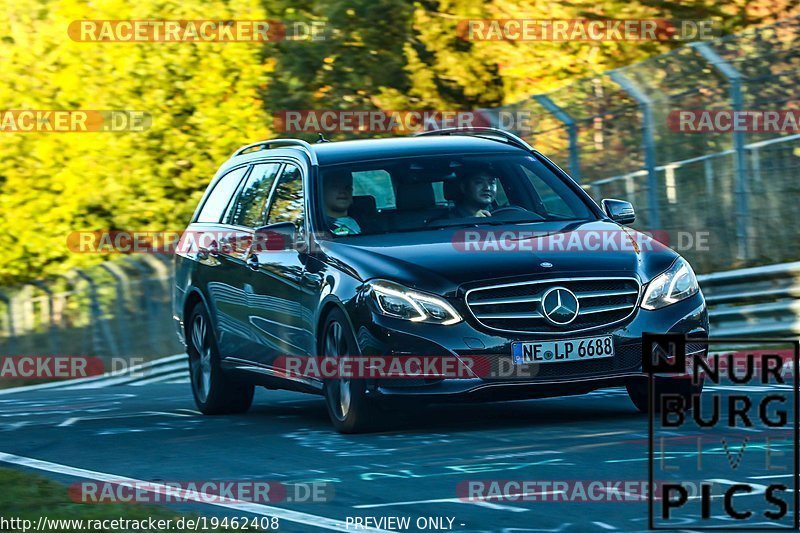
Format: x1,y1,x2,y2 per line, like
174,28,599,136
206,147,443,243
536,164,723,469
0,376,794,532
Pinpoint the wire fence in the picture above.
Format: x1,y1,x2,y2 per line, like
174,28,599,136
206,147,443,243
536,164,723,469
2,16,800,358
0,255,180,359
492,14,800,273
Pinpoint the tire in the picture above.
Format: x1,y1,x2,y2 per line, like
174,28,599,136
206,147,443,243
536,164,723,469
626,376,704,413
187,302,254,415
320,308,377,433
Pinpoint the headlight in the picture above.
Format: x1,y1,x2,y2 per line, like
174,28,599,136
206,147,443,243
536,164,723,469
641,257,700,310
367,280,462,325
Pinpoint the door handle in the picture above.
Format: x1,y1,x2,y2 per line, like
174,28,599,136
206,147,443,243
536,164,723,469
246,253,260,271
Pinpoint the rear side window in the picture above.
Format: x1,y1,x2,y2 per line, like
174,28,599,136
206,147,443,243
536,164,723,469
228,163,282,227
266,164,305,231
196,166,248,223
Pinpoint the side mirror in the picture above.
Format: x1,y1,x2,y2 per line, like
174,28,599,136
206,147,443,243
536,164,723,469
253,222,296,252
602,199,635,225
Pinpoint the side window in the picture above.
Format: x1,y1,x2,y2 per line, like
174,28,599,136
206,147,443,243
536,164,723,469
494,179,510,207
266,164,305,233
196,166,248,223
352,170,395,209
520,166,577,217
432,182,446,205
228,163,282,227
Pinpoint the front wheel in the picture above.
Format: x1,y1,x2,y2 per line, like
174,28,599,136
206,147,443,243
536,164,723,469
626,377,704,413
187,303,254,415
321,309,377,433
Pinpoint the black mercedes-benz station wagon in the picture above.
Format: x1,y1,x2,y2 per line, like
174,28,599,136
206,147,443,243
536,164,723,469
173,128,708,433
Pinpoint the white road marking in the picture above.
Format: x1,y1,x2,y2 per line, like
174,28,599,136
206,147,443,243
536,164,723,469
1,421,29,431
573,431,629,438
0,379,90,396
592,522,617,530
49,411,196,429
0,452,389,532
479,450,562,460
175,408,202,415
748,474,793,479
129,371,190,387
705,385,791,392
165,378,190,384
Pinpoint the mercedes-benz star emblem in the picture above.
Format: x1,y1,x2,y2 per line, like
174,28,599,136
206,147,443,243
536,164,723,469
541,287,580,326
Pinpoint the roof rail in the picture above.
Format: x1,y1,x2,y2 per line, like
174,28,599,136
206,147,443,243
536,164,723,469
231,139,319,165
415,127,534,152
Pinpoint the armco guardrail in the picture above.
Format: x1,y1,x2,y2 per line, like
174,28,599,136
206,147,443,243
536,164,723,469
699,261,800,337
0,257,797,357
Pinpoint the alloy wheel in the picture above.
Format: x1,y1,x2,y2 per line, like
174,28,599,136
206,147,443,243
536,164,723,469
190,313,212,403
324,321,351,421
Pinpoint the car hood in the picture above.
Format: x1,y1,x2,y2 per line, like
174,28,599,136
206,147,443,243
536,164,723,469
317,220,679,295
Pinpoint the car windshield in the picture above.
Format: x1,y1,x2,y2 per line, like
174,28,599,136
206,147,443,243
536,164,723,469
318,153,597,237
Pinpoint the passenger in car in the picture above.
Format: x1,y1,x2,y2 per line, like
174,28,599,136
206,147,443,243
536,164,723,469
323,170,362,235
448,165,498,218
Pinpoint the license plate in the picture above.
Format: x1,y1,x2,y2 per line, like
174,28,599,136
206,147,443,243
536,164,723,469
512,336,614,364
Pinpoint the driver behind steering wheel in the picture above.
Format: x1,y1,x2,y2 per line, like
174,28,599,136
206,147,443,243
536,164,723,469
448,164,497,218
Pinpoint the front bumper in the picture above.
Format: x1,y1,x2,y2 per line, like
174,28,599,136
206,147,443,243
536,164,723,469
352,292,709,401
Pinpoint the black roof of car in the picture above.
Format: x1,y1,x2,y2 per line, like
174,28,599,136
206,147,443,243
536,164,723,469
311,136,525,165
225,133,532,173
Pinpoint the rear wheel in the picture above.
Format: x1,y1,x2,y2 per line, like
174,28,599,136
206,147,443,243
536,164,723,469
187,302,254,415
627,377,704,413
321,309,377,433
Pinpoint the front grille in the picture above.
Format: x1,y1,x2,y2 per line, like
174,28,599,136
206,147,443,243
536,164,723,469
466,277,640,334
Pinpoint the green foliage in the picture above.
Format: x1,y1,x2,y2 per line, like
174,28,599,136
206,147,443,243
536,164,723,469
1,0,797,284
0,0,272,284
0,466,229,531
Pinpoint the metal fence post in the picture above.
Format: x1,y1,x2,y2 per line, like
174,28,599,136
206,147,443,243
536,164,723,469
99,263,132,357
609,70,661,229
30,280,59,356
533,94,581,182
145,254,174,351
75,269,119,359
125,257,160,354
63,271,91,356
691,42,750,261
0,290,16,355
